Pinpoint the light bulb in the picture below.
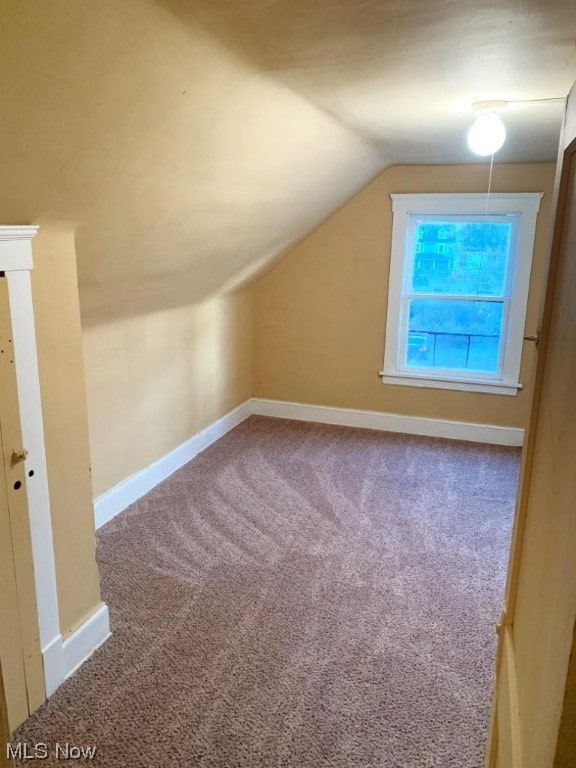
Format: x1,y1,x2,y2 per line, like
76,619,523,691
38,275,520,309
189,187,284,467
467,112,506,156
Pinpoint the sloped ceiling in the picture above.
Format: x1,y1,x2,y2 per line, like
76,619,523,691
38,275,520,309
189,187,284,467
185,0,576,162
1,0,575,324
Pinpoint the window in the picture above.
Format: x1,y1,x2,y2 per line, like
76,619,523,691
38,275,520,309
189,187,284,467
380,193,542,395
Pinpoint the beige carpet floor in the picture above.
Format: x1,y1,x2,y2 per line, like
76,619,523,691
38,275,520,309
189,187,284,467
13,416,519,767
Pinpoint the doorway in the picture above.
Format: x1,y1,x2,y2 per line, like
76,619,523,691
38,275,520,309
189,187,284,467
0,275,44,731
0,227,66,741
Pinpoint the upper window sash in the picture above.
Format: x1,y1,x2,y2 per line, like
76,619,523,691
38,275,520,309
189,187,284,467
402,212,519,301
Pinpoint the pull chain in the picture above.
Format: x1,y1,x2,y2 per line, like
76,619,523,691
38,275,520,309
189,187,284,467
485,152,495,217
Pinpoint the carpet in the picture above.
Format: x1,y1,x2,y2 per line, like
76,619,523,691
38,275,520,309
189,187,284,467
13,416,519,767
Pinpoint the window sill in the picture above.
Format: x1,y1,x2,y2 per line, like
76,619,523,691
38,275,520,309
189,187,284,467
379,371,522,396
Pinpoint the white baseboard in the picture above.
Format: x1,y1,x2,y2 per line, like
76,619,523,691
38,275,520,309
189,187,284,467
62,603,111,678
94,397,522,532
41,634,65,697
41,603,110,696
251,398,524,447
94,400,253,529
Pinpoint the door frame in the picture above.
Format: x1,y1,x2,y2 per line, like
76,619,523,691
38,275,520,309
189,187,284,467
0,226,64,706
486,89,576,767
502,137,576,649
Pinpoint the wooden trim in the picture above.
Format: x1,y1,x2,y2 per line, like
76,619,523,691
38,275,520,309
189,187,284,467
5,269,63,696
252,398,524,446
0,228,65,709
62,604,110,678
486,612,506,768
499,626,524,768
503,135,576,623
379,372,521,396
486,620,523,768
0,281,44,724
0,227,38,243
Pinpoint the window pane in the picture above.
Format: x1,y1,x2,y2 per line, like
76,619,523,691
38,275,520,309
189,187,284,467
411,220,512,297
406,299,503,373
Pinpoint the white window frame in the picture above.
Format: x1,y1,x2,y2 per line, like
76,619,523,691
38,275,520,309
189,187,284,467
380,193,543,396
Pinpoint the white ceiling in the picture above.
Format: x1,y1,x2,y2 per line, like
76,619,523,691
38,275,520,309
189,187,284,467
180,0,576,162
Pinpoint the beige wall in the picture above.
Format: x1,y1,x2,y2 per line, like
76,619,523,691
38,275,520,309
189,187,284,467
252,163,555,428
84,291,252,497
31,229,101,637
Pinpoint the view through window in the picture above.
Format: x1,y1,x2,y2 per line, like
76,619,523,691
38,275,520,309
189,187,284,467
407,219,512,375
381,193,542,395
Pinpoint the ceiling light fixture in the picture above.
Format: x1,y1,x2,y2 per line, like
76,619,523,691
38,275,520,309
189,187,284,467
466,96,565,157
467,100,508,157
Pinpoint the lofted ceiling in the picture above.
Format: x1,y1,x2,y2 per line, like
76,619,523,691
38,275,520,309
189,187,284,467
1,0,575,323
